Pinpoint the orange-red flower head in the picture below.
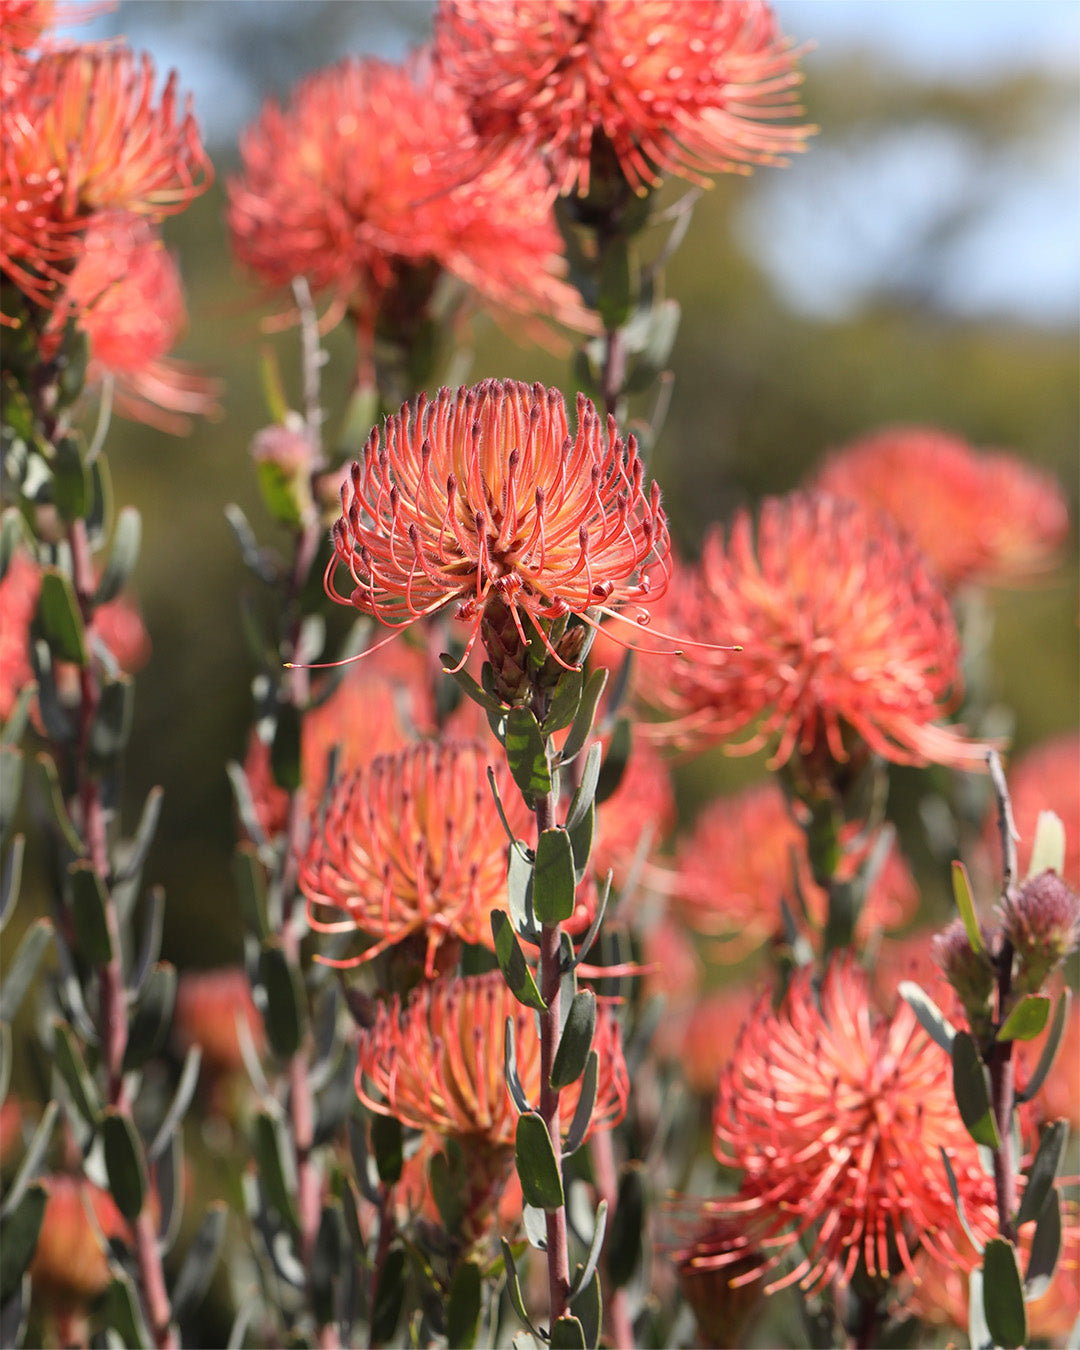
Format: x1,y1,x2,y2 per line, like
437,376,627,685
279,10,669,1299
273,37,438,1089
299,739,534,977
1,46,211,310
226,53,593,345
712,959,1000,1293
434,0,814,198
327,380,671,668
356,970,628,1146
651,491,988,770
814,427,1070,591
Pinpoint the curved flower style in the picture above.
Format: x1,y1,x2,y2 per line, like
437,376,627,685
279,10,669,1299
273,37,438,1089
815,427,1070,591
226,54,592,345
328,380,671,665
299,739,535,976
651,491,988,769
356,970,628,1146
434,0,813,197
0,0,110,97
712,960,1001,1293
57,210,219,432
1,46,210,311
674,781,917,959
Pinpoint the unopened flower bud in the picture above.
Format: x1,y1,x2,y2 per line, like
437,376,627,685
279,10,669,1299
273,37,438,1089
250,418,318,527
1000,870,1080,995
932,919,995,1036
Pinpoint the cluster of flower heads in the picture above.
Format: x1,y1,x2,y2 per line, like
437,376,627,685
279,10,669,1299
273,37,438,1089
433,0,814,197
0,2,214,426
326,379,671,667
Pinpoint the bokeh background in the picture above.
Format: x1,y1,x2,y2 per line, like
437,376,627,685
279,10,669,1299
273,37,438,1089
47,0,1079,970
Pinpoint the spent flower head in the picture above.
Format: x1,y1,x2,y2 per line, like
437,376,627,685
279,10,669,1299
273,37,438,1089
712,959,1000,1293
326,379,670,670
651,491,989,770
355,969,628,1146
815,426,1070,591
434,0,813,197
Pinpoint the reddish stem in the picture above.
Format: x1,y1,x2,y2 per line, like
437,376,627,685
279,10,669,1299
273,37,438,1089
990,935,1019,1241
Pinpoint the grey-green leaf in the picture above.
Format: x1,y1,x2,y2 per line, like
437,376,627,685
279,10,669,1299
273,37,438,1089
1025,1185,1062,1299
500,1238,540,1338
1017,1119,1068,1226
102,1272,153,1350
171,1202,227,1322
560,667,608,766
258,939,307,1059
504,1015,534,1114
0,918,51,1023
569,1199,608,1301
608,1167,645,1289
0,1184,46,1304
123,962,176,1071
551,991,596,1089
563,1051,598,1156
1017,987,1071,1103
69,862,112,965
253,1110,300,1231
1,835,25,934
505,706,550,801
952,1031,1001,1150
96,507,142,605
542,669,583,735
0,1100,57,1221
551,1316,587,1350
491,910,545,1010
446,1258,483,1349
37,568,87,666
983,1237,1028,1350
52,1018,101,1127
900,980,956,1054
102,1109,148,1221
570,1268,603,1350
515,1112,564,1211
533,828,577,926
370,1246,405,1345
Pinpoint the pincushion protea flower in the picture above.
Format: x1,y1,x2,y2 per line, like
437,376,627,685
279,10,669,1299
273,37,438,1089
711,960,1002,1293
815,427,1070,591
1,46,210,312
434,0,813,198
300,740,537,977
54,210,219,432
327,380,670,667
226,54,592,348
674,781,917,959
356,970,628,1146
652,492,989,770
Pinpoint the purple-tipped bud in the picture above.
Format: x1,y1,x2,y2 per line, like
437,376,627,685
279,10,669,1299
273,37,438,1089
999,869,1080,995
932,919,995,1036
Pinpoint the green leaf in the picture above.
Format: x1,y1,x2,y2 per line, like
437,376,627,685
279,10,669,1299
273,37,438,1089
551,1316,587,1350
123,962,176,1071
597,235,634,331
370,1246,406,1345
37,568,87,665
952,1031,1001,1149
983,1237,1028,1350
0,1183,46,1304
567,800,595,882
560,667,608,766
1025,1186,1062,1299
258,939,307,1059
899,980,957,1054
551,991,596,1088
91,676,134,758
940,1146,984,1254
371,1113,403,1186
69,862,112,965
569,1199,608,1301
533,828,577,926
951,860,983,953
608,1166,645,1289
522,1203,548,1249
233,845,270,941
570,1268,603,1350
0,1022,10,1107
564,1051,598,1155
504,1015,534,1115
566,744,602,833
0,751,22,847
156,1128,184,1256
114,785,164,885
500,1237,541,1338
35,753,84,856
171,1202,227,1322
1,685,34,747
0,509,27,581
998,995,1051,1043
0,835,25,933
95,507,142,605
0,1100,57,1221
101,1272,153,1350
0,917,51,1023
542,669,583,735
311,1202,346,1328
506,842,540,942
270,703,302,792
439,656,507,713
85,453,113,551
505,706,551,801
446,1259,483,1350
491,910,545,1010
515,1112,564,1211
0,1269,29,1350
1018,987,1071,1103
625,297,681,392
1017,1119,1068,1226
149,1044,203,1161
595,717,631,805
52,435,90,523
253,1110,300,1231
103,1109,148,1221
429,1143,465,1234
52,1017,102,1126
128,886,165,997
